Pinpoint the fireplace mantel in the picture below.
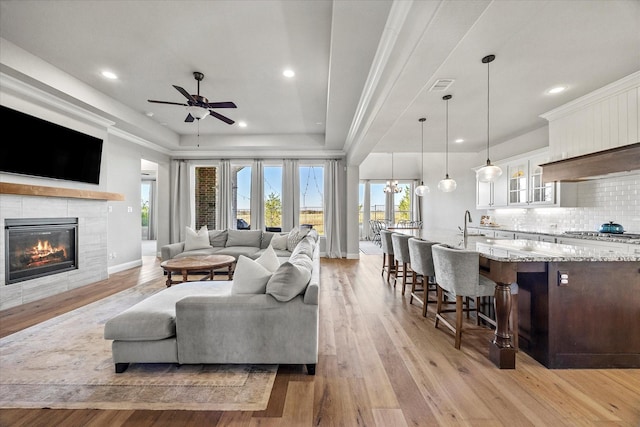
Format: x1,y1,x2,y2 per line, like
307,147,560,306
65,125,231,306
0,183,124,201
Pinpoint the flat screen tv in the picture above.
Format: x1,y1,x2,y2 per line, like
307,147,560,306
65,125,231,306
0,105,104,185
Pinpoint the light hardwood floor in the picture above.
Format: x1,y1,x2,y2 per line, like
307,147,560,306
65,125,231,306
1,253,639,426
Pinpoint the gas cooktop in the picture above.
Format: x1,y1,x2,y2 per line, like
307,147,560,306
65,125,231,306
563,231,640,240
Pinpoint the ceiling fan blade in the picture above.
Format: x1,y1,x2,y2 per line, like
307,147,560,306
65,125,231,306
205,101,237,109
209,110,235,125
173,85,197,103
148,100,188,106
185,114,195,123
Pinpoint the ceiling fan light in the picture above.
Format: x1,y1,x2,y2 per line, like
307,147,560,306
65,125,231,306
186,105,210,120
476,163,503,182
437,177,457,192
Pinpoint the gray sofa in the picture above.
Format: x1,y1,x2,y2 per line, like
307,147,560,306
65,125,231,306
104,233,320,375
160,229,296,262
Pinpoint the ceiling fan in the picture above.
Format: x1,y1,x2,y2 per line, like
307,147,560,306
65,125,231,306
148,72,237,124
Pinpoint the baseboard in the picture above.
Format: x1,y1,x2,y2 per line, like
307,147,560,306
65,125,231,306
108,259,143,275
346,252,360,259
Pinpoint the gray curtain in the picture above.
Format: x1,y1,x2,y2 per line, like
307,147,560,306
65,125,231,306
282,159,299,231
362,180,370,240
324,159,343,258
170,160,191,243
384,190,394,225
412,179,421,222
218,160,233,230
250,159,264,231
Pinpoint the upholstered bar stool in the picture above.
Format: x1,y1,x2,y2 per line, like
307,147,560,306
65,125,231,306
431,243,497,349
391,233,413,294
408,238,438,317
380,229,395,283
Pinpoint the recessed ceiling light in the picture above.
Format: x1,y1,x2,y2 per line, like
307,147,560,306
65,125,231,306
101,70,118,80
547,86,566,94
455,138,464,143
238,121,247,128
145,111,154,117
283,69,295,78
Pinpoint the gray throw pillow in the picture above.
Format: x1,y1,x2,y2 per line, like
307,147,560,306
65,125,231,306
270,233,288,250
266,261,312,302
209,229,228,247
291,236,314,258
226,229,262,247
286,227,310,251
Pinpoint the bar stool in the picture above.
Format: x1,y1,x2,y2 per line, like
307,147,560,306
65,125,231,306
408,238,438,317
431,243,497,349
379,229,395,283
391,233,413,294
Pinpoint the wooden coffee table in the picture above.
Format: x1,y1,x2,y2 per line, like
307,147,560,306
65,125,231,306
160,254,236,287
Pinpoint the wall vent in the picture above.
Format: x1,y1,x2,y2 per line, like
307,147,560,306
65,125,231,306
429,79,455,91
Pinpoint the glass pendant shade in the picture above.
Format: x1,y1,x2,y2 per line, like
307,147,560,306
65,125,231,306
438,176,457,192
415,183,429,196
439,95,457,192
476,162,503,182
415,117,429,196
478,54,502,183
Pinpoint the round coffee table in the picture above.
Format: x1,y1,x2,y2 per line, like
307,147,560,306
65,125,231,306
160,254,236,287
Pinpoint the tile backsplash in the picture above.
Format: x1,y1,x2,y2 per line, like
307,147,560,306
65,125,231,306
489,172,640,233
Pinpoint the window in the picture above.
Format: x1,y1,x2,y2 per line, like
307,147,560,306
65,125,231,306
369,183,386,221
264,166,283,230
299,165,324,234
233,164,251,229
394,183,412,222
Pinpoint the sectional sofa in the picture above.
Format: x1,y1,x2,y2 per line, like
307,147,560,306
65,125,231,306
104,229,320,375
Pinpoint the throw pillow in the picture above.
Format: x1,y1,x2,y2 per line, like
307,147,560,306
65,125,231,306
286,227,310,251
255,245,280,273
266,261,312,302
231,255,273,295
270,233,288,250
226,229,263,247
291,236,314,258
184,225,212,251
209,229,228,247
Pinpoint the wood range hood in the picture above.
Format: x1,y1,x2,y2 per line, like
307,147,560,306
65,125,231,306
541,143,640,182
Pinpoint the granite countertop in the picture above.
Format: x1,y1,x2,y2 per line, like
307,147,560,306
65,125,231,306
417,229,640,263
474,225,640,245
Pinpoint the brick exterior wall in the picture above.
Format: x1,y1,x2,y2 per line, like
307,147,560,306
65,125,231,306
195,167,217,229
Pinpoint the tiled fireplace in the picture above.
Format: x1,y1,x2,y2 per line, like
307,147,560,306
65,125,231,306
5,217,78,284
0,193,108,310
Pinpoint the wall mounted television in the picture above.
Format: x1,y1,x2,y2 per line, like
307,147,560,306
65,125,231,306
0,105,104,185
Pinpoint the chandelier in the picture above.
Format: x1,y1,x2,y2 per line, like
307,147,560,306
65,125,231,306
383,152,402,193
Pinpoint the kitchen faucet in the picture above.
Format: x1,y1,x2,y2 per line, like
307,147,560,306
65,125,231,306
463,210,472,240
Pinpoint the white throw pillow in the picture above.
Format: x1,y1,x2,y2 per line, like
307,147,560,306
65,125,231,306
231,255,273,295
266,261,312,302
270,233,288,250
255,245,280,273
184,225,212,251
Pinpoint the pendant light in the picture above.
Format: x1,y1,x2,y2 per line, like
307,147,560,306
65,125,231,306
383,152,402,193
438,95,457,192
476,54,503,182
414,117,430,196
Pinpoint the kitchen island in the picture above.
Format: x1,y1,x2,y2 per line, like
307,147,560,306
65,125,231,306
416,229,640,369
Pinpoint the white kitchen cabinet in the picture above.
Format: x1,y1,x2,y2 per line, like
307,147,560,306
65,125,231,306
494,230,515,239
507,153,557,206
538,235,557,243
514,232,541,241
541,72,639,162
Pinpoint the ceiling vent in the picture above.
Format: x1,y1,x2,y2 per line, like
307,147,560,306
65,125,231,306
429,79,455,92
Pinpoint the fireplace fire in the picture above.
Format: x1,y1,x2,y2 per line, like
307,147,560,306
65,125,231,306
5,218,78,284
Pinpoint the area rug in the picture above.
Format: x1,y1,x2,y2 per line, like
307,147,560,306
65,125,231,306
359,240,383,255
0,280,277,411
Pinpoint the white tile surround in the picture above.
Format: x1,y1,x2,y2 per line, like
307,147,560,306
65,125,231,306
0,194,108,310
489,172,640,234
